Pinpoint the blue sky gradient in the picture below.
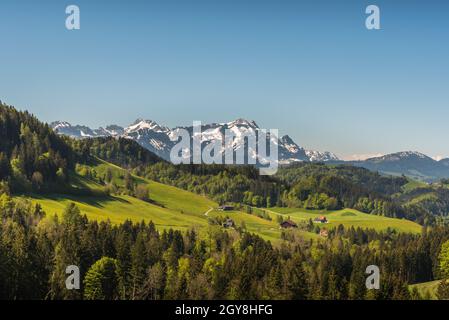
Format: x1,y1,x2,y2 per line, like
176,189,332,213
1,0,448,159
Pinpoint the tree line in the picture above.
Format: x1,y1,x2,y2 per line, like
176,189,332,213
0,103,74,193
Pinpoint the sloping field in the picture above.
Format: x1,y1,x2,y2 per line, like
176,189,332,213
409,280,441,299
19,160,284,242
269,207,422,234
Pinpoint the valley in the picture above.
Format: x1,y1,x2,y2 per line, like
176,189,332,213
14,157,422,245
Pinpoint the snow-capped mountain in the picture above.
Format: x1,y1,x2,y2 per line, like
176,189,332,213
123,119,174,160
103,125,125,136
305,150,340,162
125,119,170,135
50,121,123,138
279,135,309,163
50,120,449,181
50,119,338,164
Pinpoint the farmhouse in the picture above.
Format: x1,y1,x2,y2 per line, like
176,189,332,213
218,205,234,211
313,216,328,224
280,220,298,229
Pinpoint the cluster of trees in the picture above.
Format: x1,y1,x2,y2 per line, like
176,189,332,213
437,241,449,299
2,195,449,300
277,164,405,212
399,187,449,225
245,206,272,221
0,103,74,193
70,137,162,169
74,163,150,201
143,163,282,207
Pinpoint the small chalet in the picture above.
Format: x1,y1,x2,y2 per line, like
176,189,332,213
223,218,235,229
319,229,329,237
218,205,234,211
313,216,328,224
280,220,298,229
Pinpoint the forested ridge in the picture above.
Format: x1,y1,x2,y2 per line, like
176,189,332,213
0,103,74,193
71,136,163,168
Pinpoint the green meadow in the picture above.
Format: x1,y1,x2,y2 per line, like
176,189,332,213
29,193,207,230
269,207,422,234
17,159,285,242
409,280,441,299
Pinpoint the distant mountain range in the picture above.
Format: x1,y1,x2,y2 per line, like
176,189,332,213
50,118,339,164
345,151,449,182
50,119,449,182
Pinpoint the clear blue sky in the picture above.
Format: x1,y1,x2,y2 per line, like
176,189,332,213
1,0,448,159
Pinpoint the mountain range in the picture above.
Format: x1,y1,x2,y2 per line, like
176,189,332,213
345,151,449,182
51,118,339,164
50,119,449,182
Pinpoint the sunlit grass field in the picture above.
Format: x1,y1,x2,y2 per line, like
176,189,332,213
29,193,207,229
269,207,422,234
409,280,441,299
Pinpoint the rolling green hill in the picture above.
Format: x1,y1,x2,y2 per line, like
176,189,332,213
269,207,422,234
29,193,208,229
17,159,286,242
20,159,215,228
409,280,441,299
14,158,423,244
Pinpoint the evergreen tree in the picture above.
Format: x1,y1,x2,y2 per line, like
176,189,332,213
84,257,119,300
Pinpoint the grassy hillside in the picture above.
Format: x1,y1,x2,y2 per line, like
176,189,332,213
409,280,441,299
269,207,422,234
29,193,207,229
17,159,285,242
90,159,215,217
14,158,423,244
22,159,214,228
401,179,428,193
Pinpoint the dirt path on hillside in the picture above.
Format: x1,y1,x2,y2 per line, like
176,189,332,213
204,208,214,216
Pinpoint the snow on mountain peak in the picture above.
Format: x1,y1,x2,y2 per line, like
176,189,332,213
280,135,303,154
96,125,124,137
50,117,341,165
50,121,72,130
397,151,429,159
305,150,339,162
125,119,169,134
227,118,259,129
